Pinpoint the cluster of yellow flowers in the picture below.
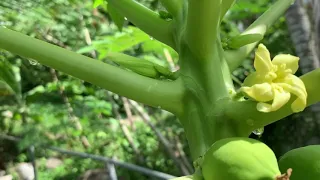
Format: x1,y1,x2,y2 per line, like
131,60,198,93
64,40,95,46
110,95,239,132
241,44,307,113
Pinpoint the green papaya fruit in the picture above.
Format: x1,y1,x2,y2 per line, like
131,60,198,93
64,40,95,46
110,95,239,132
201,137,291,180
170,176,193,180
170,174,202,180
278,145,320,180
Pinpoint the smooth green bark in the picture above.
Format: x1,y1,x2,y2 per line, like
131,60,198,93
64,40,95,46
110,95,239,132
160,0,183,18
185,0,221,59
0,27,184,115
175,0,299,160
177,39,234,159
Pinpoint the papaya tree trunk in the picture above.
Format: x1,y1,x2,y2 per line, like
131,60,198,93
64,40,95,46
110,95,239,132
313,0,320,59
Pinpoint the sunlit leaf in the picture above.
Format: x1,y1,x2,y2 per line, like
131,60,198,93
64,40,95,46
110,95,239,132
93,0,105,8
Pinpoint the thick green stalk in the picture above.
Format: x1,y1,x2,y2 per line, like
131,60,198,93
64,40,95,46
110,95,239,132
178,97,241,160
226,69,320,136
185,0,221,59
176,0,236,159
108,0,176,49
160,0,183,18
225,0,296,71
177,39,235,160
221,0,236,20
0,27,184,114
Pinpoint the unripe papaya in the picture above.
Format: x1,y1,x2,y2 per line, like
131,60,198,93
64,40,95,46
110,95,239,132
278,145,320,180
170,176,193,180
201,137,291,180
170,174,202,180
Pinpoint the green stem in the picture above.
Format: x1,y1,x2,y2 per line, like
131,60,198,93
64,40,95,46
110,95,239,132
159,0,183,18
175,8,232,159
108,0,176,49
226,68,320,136
185,0,221,59
217,38,235,93
178,97,242,160
0,27,184,114
221,0,236,21
224,0,296,71
177,40,234,160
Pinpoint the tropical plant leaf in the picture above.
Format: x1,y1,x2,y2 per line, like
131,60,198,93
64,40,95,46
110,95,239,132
0,61,21,97
93,0,105,8
107,3,125,31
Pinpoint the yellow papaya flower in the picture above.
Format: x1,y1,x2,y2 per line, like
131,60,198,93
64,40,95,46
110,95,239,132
241,44,307,113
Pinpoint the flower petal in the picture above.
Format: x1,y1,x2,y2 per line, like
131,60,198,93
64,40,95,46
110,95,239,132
272,54,300,74
256,102,272,113
257,86,291,112
241,83,274,102
271,87,291,111
279,83,306,112
291,98,307,112
284,75,306,93
254,44,274,75
243,72,264,86
278,75,307,112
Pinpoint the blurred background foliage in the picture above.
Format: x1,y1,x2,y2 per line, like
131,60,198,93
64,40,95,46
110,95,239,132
0,0,319,179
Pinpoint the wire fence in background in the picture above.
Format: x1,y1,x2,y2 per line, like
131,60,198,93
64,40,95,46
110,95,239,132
0,134,177,180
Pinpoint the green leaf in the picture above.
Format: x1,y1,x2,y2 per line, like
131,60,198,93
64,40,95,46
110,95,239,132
25,85,46,97
0,81,12,96
107,3,125,31
76,45,96,54
94,27,150,58
0,61,21,97
93,0,105,8
141,39,178,59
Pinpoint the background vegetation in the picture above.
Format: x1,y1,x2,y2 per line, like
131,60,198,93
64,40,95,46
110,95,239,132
0,0,319,179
